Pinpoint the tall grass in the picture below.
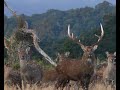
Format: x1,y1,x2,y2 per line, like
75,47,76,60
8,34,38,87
4,83,115,90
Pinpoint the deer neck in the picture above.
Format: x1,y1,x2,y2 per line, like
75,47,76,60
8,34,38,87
82,53,97,72
20,60,27,70
108,60,114,68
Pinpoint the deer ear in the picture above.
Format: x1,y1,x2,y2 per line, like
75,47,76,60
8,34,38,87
105,51,109,57
93,45,98,51
114,52,116,56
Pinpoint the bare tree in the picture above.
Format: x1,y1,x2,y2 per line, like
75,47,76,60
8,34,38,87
4,1,57,88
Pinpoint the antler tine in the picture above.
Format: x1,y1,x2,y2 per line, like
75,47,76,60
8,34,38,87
67,24,84,46
68,24,72,38
92,23,104,46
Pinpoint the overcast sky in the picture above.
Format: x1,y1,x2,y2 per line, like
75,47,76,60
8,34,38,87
4,0,116,17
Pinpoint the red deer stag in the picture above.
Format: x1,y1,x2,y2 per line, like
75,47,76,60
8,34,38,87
55,23,104,90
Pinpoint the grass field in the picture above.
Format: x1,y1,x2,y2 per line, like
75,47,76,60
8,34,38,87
4,83,115,90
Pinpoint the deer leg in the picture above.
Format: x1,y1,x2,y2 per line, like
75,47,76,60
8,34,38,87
111,80,116,90
66,84,71,90
103,79,109,89
81,75,91,90
62,80,70,90
54,79,63,90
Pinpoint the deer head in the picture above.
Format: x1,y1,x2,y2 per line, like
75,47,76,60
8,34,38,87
55,52,70,63
18,46,31,61
68,23,104,64
105,52,116,65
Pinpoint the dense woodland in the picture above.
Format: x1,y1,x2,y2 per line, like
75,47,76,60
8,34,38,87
4,1,116,63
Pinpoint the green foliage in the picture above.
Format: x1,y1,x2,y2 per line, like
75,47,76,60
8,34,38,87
35,59,54,69
4,1,116,63
12,62,20,70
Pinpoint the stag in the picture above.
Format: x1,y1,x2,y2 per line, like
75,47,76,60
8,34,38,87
103,52,116,88
55,24,104,90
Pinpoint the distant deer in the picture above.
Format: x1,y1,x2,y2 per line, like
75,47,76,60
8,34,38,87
103,51,116,88
41,52,70,88
18,46,43,88
90,61,107,87
55,23,104,90
4,65,22,89
55,52,70,63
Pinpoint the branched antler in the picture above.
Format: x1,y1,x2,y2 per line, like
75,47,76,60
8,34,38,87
68,23,104,47
68,25,84,47
92,23,104,46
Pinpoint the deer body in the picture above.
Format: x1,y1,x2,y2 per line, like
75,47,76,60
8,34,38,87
55,52,96,90
20,61,43,85
41,69,58,88
4,65,22,88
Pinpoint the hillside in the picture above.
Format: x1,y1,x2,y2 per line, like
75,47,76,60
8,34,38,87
4,1,116,60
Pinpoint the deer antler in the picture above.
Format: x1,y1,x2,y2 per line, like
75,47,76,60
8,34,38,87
92,23,104,46
68,24,84,47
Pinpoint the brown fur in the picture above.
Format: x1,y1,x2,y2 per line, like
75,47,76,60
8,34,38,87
18,47,43,87
42,69,58,83
103,52,116,88
4,65,22,88
55,51,96,90
90,62,107,86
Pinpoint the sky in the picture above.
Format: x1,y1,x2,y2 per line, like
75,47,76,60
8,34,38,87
4,0,116,17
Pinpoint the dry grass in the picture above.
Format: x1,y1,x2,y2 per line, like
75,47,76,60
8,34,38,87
4,82,115,90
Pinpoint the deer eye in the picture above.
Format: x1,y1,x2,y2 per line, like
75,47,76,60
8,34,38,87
88,55,92,57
